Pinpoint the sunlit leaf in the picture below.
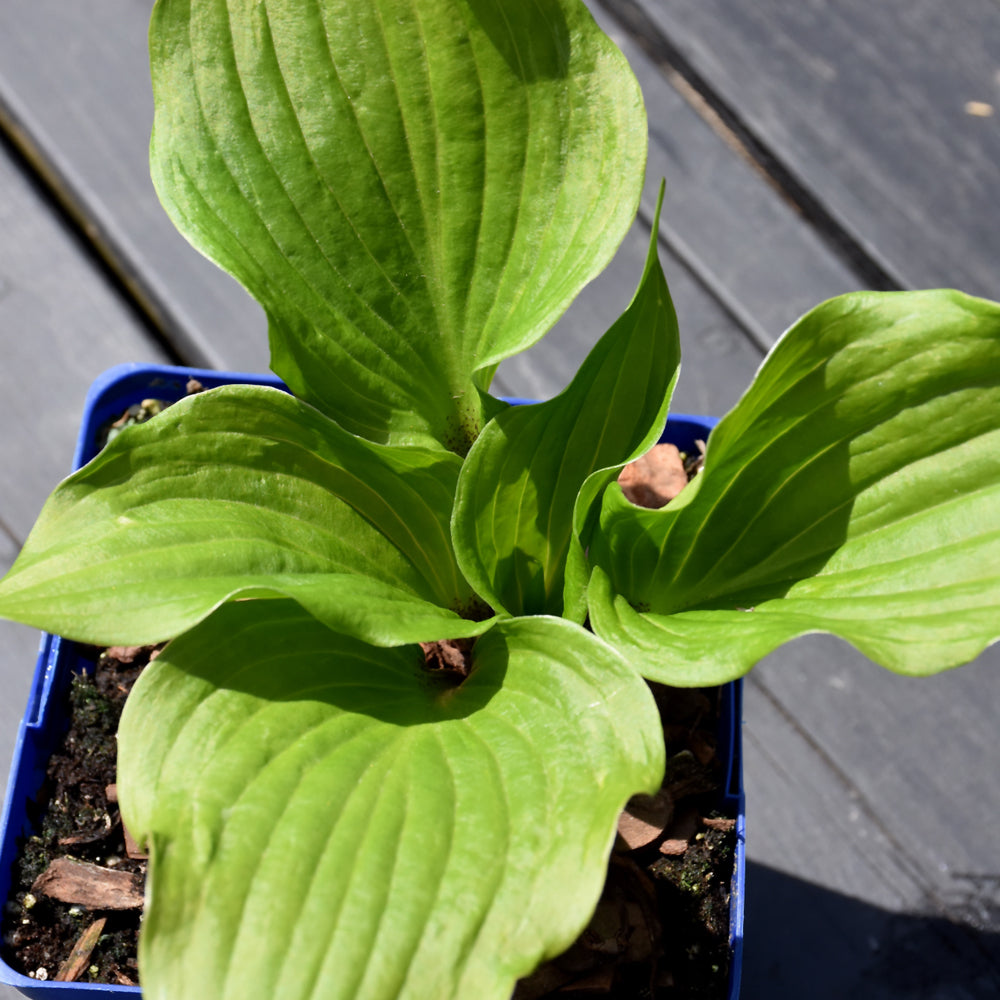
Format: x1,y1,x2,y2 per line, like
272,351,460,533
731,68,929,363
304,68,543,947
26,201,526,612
0,386,491,645
589,290,1000,682
452,189,679,617
119,603,663,1000
150,0,646,449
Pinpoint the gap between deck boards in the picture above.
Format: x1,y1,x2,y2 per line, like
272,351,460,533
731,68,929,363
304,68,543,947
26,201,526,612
597,0,905,294
0,98,189,370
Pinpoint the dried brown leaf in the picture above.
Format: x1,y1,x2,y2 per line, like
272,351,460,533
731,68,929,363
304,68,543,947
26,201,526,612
701,816,736,832
618,444,688,509
616,792,674,850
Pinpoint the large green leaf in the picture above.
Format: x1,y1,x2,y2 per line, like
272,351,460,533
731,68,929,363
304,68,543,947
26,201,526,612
452,193,680,617
149,0,646,450
118,603,663,1000
589,289,1000,683
0,386,492,645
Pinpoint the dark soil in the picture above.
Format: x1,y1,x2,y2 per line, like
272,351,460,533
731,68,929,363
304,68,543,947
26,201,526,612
515,442,736,997
1,645,156,986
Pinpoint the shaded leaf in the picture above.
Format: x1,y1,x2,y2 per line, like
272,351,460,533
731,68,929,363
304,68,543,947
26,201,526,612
589,290,1000,682
150,0,646,449
118,603,663,1000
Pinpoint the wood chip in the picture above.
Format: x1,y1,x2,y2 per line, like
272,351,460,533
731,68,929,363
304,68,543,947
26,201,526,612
559,965,616,991
689,730,718,767
659,804,701,854
55,916,106,982
32,857,144,910
105,783,118,803
702,816,736,832
616,792,674,850
513,964,577,999
664,750,717,800
57,829,110,848
102,646,147,664
123,823,149,861
618,444,688,508
965,100,994,117
419,639,472,678
659,838,689,856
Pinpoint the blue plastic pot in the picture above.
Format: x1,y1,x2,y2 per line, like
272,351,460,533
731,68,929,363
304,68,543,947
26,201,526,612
0,364,745,998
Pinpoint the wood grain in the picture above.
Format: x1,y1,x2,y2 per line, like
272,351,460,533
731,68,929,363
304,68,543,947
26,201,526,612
494,210,764,412
622,0,1000,299
590,0,867,348
0,136,168,540
0,0,267,372
0,0,864,401
33,859,143,911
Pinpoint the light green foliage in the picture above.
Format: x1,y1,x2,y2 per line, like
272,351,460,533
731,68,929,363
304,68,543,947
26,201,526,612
119,607,662,1000
588,290,1000,684
1,0,998,997
0,385,492,644
452,197,680,619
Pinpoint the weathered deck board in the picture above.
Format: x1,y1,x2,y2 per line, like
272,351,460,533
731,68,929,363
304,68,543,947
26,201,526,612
0,0,853,399
0,0,266,373
0,139,170,538
623,0,1000,298
758,639,1000,883
590,1,867,348
0,126,169,899
495,211,764,413
744,652,1000,997
586,4,1000,985
0,546,41,844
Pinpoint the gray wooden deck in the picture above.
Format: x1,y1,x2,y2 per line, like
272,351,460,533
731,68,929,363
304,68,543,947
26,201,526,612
1,1,998,996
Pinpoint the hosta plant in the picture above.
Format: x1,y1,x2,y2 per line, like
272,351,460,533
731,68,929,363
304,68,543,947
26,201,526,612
2,0,1000,997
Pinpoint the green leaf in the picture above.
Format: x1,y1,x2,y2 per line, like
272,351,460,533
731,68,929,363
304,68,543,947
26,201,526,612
452,191,680,617
149,0,646,450
0,386,492,646
118,603,663,1000
589,289,1000,683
